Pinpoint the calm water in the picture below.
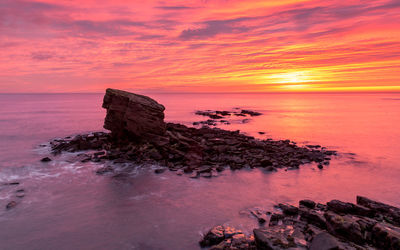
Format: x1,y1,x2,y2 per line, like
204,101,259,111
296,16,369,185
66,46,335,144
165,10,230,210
0,93,400,249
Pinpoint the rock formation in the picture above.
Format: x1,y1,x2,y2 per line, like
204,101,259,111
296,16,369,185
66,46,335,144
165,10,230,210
50,89,336,178
200,196,400,249
102,88,166,139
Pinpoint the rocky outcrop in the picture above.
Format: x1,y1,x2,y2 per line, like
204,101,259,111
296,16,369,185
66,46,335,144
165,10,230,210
193,109,262,127
102,88,166,139
50,123,335,178
200,196,400,249
49,89,336,178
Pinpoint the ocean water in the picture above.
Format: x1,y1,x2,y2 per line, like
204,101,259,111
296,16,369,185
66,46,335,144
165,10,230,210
0,92,400,249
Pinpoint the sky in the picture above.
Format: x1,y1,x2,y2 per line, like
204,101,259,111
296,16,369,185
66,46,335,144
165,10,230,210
0,0,399,93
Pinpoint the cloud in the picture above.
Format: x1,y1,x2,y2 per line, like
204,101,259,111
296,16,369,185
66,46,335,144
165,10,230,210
179,17,251,40
155,5,193,10
31,51,54,61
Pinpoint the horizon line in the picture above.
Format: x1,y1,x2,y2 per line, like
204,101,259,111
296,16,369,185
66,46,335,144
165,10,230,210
1,91,400,95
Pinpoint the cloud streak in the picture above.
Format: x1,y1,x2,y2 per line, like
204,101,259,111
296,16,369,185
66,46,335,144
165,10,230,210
0,0,399,92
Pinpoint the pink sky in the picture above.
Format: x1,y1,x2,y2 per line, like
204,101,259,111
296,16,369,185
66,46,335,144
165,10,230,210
0,0,399,93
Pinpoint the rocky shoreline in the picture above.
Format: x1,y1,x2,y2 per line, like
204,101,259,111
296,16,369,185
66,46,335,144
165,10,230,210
193,109,263,126
47,88,336,178
49,122,336,178
200,196,400,249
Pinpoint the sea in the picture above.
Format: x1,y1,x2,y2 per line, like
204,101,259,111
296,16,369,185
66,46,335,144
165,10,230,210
0,92,399,249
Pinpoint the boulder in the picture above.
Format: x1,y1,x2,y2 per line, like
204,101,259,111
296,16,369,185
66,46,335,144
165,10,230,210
199,225,225,247
102,88,166,139
299,199,316,209
327,199,373,217
324,211,364,245
371,222,400,249
309,232,341,250
357,196,400,226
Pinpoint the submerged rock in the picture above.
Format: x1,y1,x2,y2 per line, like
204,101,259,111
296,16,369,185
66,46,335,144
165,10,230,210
6,201,17,210
200,225,255,249
102,88,166,139
40,157,52,162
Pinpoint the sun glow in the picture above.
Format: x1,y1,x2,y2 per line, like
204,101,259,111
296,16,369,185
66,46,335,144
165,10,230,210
266,71,318,84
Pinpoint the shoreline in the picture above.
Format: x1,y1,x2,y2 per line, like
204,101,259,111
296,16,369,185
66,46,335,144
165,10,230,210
48,122,336,179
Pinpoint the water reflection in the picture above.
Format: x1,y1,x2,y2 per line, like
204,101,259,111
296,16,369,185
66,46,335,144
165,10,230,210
0,93,400,249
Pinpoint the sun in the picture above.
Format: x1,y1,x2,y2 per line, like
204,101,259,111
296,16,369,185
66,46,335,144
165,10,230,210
275,72,307,83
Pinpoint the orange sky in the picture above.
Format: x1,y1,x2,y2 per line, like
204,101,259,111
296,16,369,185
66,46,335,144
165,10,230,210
0,0,399,93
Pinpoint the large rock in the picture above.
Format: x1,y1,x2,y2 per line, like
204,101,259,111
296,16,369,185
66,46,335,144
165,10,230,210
102,88,166,139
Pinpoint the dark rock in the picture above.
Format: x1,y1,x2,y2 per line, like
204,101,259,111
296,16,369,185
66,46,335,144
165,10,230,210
241,110,262,116
16,189,25,198
253,229,276,250
199,225,225,247
371,222,400,249
299,199,316,209
299,208,327,229
324,211,364,244
249,209,267,224
40,157,52,162
200,196,400,250
102,88,166,139
4,182,20,186
269,213,285,226
278,203,299,215
327,199,373,217
309,232,342,250
254,227,302,249
50,91,336,179
357,196,400,226
189,171,199,178
6,201,17,210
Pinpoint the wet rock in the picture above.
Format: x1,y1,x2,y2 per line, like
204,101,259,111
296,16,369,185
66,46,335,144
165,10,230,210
309,232,341,250
16,189,25,198
200,196,400,250
324,211,364,244
154,168,166,174
254,227,304,249
299,199,316,209
299,208,327,229
189,171,199,178
357,196,400,226
278,203,299,215
6,201,17,210
50,91,336,179
327,199,373,217
102,88,166,139
269,213,285,226
249,209,267,224
40,157,52,162
199,225,225,247
4,182,20,186
204,226,255,250
371,222,400,249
